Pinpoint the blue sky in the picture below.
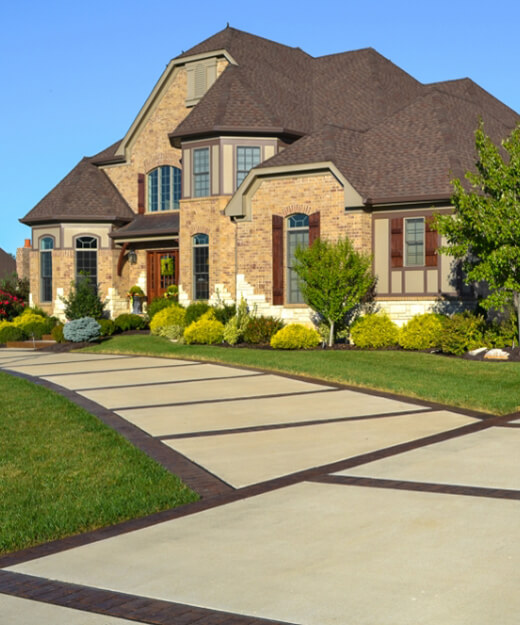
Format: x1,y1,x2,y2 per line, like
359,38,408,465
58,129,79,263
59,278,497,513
1,0,519,256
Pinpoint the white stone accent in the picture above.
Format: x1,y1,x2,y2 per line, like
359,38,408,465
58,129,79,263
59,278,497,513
53,288,66,321
177,283,190,306
210,284,234,306
377,299,474,327
106,288,130,319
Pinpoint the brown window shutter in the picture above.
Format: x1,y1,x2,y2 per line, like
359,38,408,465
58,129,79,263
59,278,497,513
425,217,438,267
390,217,403,268
138,173,145,214
272,215,284,305
309,211,320,246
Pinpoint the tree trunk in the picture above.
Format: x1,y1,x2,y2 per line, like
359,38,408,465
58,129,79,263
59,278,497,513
328,320,334,347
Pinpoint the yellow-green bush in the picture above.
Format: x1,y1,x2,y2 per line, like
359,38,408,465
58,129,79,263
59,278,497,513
149,305,186,340
398,313,446,350
350,313,399,348
12,313,48,339
270,324,321,349
184,318,224,345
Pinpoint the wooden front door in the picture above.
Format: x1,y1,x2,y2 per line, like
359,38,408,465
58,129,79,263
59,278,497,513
147,250,179,302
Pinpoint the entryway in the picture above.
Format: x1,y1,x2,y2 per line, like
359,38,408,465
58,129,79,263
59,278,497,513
146,250,178,301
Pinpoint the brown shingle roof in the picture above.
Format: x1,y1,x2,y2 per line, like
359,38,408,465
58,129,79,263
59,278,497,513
0,248,16,279
110,212,179,240
20,157,134,225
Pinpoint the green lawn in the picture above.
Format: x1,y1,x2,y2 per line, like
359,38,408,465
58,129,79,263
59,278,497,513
0,371,198,555
83,334,520,415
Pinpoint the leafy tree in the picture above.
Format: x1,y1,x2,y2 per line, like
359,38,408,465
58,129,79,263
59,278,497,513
434,122,520,342
61,274,106,320
293,237,376,346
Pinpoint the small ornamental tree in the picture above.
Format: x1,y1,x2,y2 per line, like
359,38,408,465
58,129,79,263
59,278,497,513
61,274,105,320
293,237,376,346
434,122,520,342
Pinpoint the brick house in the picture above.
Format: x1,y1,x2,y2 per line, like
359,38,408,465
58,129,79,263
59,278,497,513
17,27,519,324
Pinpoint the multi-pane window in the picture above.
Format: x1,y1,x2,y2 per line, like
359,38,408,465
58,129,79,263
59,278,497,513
40,237,53,302
236,146,260,188
147,166,181,211
76,236,98,291
193,148,210,197
405,217,425,266
193,233,209,300
287,214,309,304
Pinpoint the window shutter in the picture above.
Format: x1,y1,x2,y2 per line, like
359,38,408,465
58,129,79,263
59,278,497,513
309,211,320,246
138,173,145,214
390,217,403,268
425,217,438,267
272,215,284,305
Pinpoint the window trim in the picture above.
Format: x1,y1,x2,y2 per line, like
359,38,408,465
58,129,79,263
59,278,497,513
193,148,210,198
192,233,209,300
236,145,261,189
75,235,98,290
39,236,54,302
286,213,309,304
404,217,425,267
147,165,181,212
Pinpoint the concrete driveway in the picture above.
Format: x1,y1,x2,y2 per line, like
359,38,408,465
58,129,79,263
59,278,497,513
1,348,519,624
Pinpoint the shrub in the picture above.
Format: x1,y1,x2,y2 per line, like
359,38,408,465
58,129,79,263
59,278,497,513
270,324,321,349
243,315,285,344
0,288,25,321
149,305,187,340
127,285,145,298
184,318,224,345
61,275,105,320
484,320,516,349
440,313,486,355
164,285,179,301
212,303,236,325
0,324,27,343
98,318,116,337
12,313,48,339
147,297,179,321
222,298,250,345
0,272,29,301
22,306,48,318
398,313,446,350
51,323,65,343
350,314,399,349
114,313,147,332
185,302,211,326
63,317,101,342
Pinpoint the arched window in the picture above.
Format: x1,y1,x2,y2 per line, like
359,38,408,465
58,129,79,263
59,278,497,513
148,166,181,211
193,233,209,300
76,236,98,291
287,214,309,304
40,237,54,302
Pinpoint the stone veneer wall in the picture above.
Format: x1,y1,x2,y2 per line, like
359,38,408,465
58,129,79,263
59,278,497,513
377,298,476,327
178,196,236,305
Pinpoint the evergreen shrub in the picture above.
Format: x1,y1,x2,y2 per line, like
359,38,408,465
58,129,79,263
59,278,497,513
212,304,236,325
62,275,105,320
98,318,116,337
398,313,446,350
243,316,284,344
147,297,178,320
440,313,486,355
350,314,399,348
0,324,27,343
185,302,211,326
149,305,186,340
184,318,224,345
51,323,65,343
12,313,48,339
270,324,321,349
63,317,101,342
114,313,147,332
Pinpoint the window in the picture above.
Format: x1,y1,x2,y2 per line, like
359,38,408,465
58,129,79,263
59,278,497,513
40,237,53,302
193,148,210,197
193,233,209,300
405,218,425,266
287,214,309,304
147,166,181,211
76,236,98,290
236,146,260,188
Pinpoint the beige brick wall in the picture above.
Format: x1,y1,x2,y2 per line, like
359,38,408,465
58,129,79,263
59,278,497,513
238,173,372,305
179,196,236,302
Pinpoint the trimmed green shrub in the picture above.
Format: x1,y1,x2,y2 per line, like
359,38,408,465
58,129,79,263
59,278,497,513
63,317,101,342
484,320,516,349
0,324,27,343
398,313,446,350
147,297,179,321
243,315,285,344
61,275,105,320
149,305,187,340
12,313,48,339
185,302,211,326
184,318,225,345
114,313,147,332
212,304,236,325
270,324,321,349
22,306,48,318
350,313,399,349
98,318,116,337
223,298,250,345
440,313,486,355
51,323,65,343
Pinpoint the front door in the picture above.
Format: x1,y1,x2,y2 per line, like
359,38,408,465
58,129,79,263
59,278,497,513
147,250,178,302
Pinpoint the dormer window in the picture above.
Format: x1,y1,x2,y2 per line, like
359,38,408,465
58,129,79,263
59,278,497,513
148,166,181,211
185,58,218,107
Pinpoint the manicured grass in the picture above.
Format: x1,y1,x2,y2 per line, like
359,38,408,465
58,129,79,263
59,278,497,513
83,334,520,415
0,371,198,555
